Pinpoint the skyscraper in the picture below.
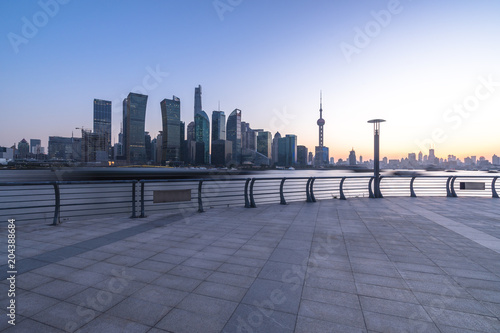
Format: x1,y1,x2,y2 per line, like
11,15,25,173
297,145,308,166
160,96,181,163
30,139,41,155
195,111,210,164
212,111,226,142
257,131,272,159
277,135,297,167
227,109,242,165
272,132,281,165
194,85,202,118
123,92,148,164
429,148,436,164
349,148,356,166
93,99,112,158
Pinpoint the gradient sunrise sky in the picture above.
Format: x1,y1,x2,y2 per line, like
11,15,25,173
1,0,499,160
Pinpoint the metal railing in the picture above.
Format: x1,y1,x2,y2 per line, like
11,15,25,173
0,175,498,225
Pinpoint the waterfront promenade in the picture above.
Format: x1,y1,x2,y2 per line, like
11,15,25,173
1,197,500,332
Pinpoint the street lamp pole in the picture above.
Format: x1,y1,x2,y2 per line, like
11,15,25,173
368,119,386,198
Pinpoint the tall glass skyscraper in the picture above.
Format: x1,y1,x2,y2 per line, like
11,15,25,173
123,92,148,164
212,111,226,142
277,134,297,167
227,109,242,165
194,111,210,164
160,96,181,163
257,131,272,159
93,99,112,158
194,85,202,118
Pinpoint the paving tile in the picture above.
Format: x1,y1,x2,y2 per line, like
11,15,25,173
298,299,365,328
295,316,367,333
217,262,262,277
359,295,432,322
424,306,500,332
2,318,65,333
78,313,150,333
151,274,202,292
242,278,302,314
194,281,247,302
106,297,171,326
31,280,88,300
16,271,54,290
176,293,238,318
363,310,440,333
66,287,127,312
206,271,255,289
131,284,188,307
156,308,227,333
32,301,99,332
302,286,360,310
223,304,296,333
16,291,60,317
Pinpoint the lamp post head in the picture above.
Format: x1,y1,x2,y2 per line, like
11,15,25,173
367,119,386,133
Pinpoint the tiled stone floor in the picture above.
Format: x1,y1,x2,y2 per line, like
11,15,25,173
1,197,500,332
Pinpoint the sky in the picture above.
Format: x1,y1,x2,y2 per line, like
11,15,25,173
1,0,500,161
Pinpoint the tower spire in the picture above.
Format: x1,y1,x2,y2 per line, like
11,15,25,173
317,90,325,148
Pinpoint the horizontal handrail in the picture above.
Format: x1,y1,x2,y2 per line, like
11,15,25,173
0,175,498,225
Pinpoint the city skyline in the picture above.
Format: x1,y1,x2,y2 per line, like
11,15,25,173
1,1,500,160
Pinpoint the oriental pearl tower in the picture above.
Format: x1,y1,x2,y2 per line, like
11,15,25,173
317,91,325,148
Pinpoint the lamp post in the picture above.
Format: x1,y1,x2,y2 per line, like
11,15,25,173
367,119,385,198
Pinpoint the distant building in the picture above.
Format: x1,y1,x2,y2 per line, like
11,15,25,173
30,139,41,155
272,132,281,165
297,145,308,166
160,96,181,163
93,99,112,158
194,85,202,118
330,157,335,165
315,146,329,167
211,140,232,166
145,132,152,162
241,122,259,151
195,111,210,164
492,154,500,165
308,151,313,164
418,151,423,163
17,139,29,159
212,111,226,142
359,156,363,164
277,134,297,167
48,136,81,161
0,147,14,160
123,92,148,164
227,109,242,165
257,131,272,159
187,121,195,141
349,148,356,166
179,121,186,164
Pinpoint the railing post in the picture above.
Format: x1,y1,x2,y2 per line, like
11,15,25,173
306,178,312,202
339,177,346,200
198,180,204,212
250,178,256,208
140,181,145,218
131,181,137,218
377,176,384,198
52,183,61,225
492,177,499,198
310,177,316,202
368,177,375,198
446,176,453,197
280,178,287,205
451,176,457,197
410,177,417,197
244,178,251,208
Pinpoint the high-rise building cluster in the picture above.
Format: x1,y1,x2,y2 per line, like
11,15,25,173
2,86,499,171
